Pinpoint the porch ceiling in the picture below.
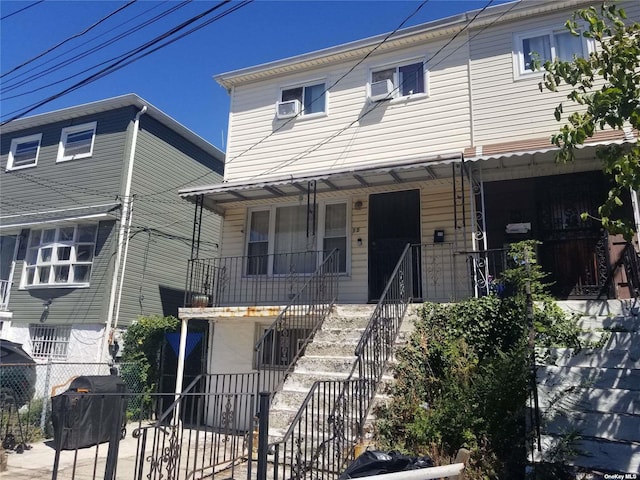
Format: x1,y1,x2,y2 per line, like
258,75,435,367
178,153,463,214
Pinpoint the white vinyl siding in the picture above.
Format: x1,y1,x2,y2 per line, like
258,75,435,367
7,134,42,170
224,36,470,182
469,9,600,146
57,121,97,162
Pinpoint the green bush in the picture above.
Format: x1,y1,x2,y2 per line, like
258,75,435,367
120,315,179,419
375,241,584,479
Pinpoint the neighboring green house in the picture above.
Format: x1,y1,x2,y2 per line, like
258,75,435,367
0,94,224,365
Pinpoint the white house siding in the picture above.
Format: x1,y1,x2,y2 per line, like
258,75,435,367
217,178,472,304
223,36,471,182
469,1,639,148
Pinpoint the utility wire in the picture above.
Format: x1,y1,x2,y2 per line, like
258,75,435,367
138,0,431,198
0,0,44,21
2,1,188,95
1,0,252,125
252,0,496,180
1,1,138,79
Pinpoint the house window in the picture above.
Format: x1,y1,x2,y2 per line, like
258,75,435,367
23,224,98,287
57,122,97,162
245,201,348,275
371,61,425,99
255,324,310,369
515,29,589,76
281,82,326,116
29,324,71,360
7,134,42,170
323,203,347,272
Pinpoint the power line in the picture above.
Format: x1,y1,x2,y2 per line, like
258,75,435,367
137,0,432,198
1,0,253,125
251,0,497,180
0,0,44,21
1,1,138,79
1,1,189,96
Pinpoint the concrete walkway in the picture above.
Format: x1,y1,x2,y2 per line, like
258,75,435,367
3,433,141,480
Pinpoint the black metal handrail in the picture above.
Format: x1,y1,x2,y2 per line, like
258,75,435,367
254,249,339,397
185,251,328,307
619,242,640,300
266,244,414,479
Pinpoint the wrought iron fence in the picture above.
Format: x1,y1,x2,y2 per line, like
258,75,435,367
616,242,640,300
185,251,330,307
265,244,414,479
49,374,257,480
254,249,339,396
411,243,509,302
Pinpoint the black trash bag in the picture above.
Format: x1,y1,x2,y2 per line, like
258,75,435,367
339,450,434,478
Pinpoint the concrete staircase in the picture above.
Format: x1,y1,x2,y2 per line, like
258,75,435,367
268,304,375,440
536,300,640,474
267,304,417,442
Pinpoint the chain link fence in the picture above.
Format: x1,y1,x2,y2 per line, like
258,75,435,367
0,361,144,447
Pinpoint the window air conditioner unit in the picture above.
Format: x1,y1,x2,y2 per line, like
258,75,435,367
276,99,301,119
369,79,394,101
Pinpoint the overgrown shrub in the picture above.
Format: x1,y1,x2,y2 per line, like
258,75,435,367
120,315,179,419
375,241,583,479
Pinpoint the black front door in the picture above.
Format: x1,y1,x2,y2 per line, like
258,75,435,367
368,189,421,301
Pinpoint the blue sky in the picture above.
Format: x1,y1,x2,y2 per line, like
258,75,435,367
1,0,509,150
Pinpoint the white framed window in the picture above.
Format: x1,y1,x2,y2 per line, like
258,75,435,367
245,201,349,275
513,28,592,77
57,121,97,162
6,134,42,170
23,224,98,288
277,81,327,119
369,59,426,101
1,234,19,308
29,324,71,360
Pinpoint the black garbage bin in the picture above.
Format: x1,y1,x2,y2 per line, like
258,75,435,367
51,375,127,450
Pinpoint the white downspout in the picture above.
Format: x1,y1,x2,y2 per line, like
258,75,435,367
101,105,147,361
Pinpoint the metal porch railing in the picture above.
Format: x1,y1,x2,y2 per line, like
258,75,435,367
265,243,415,479
254,249,339,397
185,251,329,307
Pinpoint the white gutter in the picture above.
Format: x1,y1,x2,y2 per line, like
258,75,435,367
101,105,147,361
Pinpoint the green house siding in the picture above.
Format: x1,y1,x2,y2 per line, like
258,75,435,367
112,115,223,325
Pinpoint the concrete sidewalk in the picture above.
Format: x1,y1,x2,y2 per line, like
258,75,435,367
3,433,140,480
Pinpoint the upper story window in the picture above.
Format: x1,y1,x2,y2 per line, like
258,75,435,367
276,82,326,119
7,134,42,170
57,121,97,162
23,223,98,288
514,29,591,77
369,60,426,101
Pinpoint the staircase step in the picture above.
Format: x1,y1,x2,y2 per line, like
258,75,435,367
537,365,640,391
542,347,640,369
577,315,639,333
556,299,638,318
537,386,639,415
295,355,356,373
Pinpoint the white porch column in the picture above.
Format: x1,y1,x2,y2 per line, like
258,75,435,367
175,317,189,398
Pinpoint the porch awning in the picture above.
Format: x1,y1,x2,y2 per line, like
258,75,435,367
178,153,463,214
0,202,121,231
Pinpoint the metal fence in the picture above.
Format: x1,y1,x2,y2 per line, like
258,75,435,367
49,376,257,480
0,361,143,447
